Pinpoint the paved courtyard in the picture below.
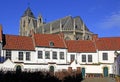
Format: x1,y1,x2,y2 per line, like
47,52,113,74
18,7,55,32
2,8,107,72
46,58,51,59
81,77,116,82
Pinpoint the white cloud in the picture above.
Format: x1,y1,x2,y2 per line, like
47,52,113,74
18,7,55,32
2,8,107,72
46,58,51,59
99,11,120,29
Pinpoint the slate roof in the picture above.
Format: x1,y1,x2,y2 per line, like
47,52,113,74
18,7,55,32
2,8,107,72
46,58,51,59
66,40,96,53
34,33,67,48
37,16,91,33
96,37,120,51
3,34,35,51
22,7,35,18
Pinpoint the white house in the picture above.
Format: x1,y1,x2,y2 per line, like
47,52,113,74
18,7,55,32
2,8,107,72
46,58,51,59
0,26,120,78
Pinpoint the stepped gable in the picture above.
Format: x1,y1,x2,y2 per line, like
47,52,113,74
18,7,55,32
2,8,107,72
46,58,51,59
3,34,35,51
96,37,120,50
66,40,96,53
34,33,66,48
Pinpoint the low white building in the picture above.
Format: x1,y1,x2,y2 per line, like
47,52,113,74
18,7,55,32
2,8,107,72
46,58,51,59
0,27,120,78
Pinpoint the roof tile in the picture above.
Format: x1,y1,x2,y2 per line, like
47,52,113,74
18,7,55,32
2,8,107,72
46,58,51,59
3,35,35,51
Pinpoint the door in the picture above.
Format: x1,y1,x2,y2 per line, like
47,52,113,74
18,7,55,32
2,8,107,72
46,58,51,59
103,67,108,77
82,68,85,78
49,66,54,72
16,65,22,72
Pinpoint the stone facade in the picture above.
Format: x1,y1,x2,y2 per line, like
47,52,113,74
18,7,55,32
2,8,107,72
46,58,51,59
19,7,93,40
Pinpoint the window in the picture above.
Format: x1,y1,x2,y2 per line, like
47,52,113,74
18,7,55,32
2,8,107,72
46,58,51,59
60,52,64,59
52,52,57,59
103,53,108,60
6,50,11,60
82,55,86,62
38,51,43,59
49,41,54,47
26,52,30,60
70,55,75,62
18,52,23,60
88,55,92,62
45,51,50,59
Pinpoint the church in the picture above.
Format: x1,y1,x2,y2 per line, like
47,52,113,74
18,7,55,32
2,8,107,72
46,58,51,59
20,7,93,40
0,7,120,78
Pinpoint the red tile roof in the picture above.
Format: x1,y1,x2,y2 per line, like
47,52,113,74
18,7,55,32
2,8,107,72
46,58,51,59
0,25,3,42
96,37,120,50
66,40,96,53
3,35,35,51
34,34,67,48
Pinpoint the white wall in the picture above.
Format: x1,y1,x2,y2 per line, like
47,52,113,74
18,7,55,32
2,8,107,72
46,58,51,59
98,51,116,63
35,47,67,64
67,52,98,64
2,50,36,63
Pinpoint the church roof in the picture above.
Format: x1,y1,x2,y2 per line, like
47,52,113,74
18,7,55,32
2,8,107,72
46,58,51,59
37,16,92,33
66,40,96,53
22,7,35,18
3,34,35,51
34,33,67,48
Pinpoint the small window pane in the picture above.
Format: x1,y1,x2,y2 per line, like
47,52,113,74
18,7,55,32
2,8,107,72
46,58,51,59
6,50,11,60
103,53,108,60
82,55,86,62
45,51,50,59
53,52,57,59
88,55,92,62
70,55,75,61
26,52,30,60
38,51,43,59
19,52,23,60
60,52,64,59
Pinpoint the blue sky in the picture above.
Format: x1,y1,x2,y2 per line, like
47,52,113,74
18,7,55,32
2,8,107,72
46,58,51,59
0,0,120,37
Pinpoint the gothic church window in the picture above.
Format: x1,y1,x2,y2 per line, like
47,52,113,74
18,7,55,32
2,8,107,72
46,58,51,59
23,21,25,27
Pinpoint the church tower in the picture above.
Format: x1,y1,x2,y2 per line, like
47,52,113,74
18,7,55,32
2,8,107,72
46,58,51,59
19,7,37,36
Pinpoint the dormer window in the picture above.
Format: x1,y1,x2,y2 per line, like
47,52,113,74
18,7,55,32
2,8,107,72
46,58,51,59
49,41,54,47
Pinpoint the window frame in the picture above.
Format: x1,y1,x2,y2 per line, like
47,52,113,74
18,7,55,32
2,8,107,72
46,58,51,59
26,52,30,61
103,53,108,60
38,51,43,59
70,54,75,61
18,52,23,60
60,52,64,59
82,55,86,62
6,50,11,60
88,55,92,62
52,51,57,59
45,51,50,59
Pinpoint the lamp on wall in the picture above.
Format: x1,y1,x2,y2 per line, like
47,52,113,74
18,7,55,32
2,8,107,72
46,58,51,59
114,51,119,56
114,51,118,56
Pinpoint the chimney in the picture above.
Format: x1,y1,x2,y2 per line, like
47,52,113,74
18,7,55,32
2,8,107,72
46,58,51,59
92,34,98,42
